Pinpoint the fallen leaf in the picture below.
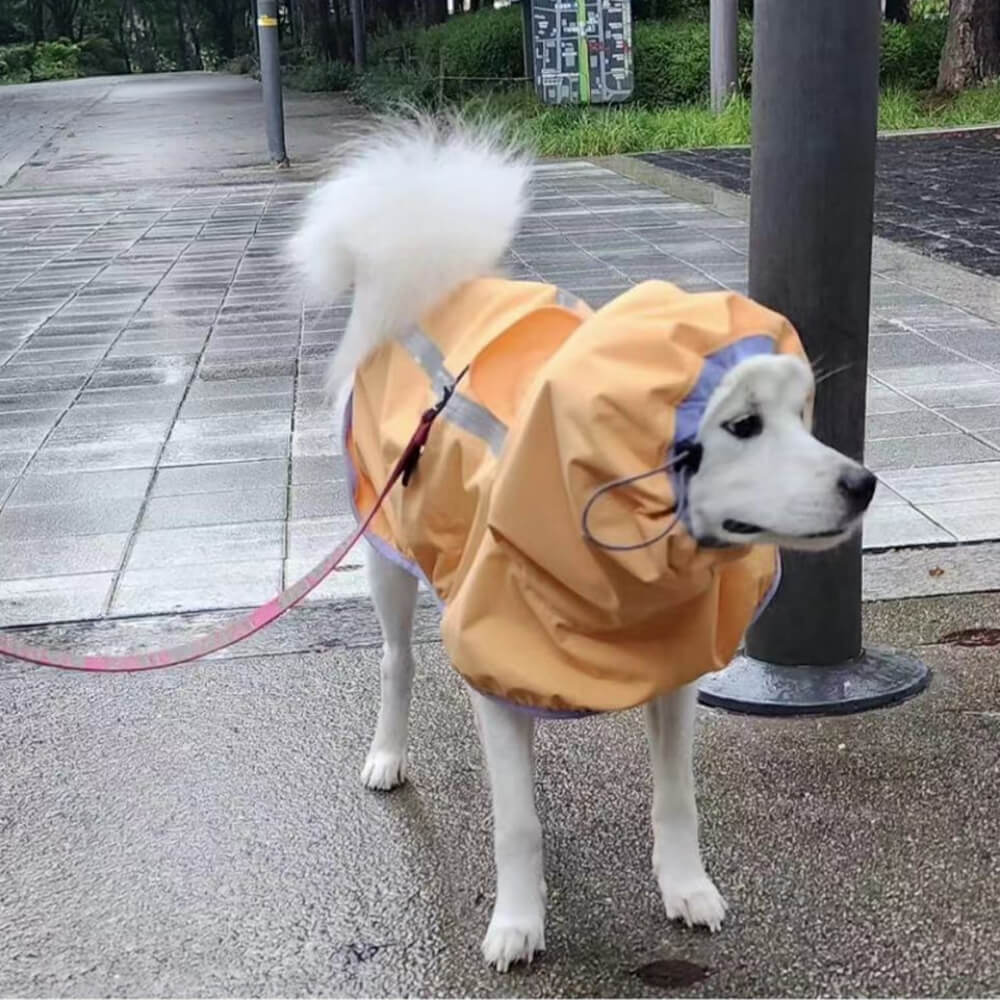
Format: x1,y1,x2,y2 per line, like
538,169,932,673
633,959,710,989
938,627,1000,647
929,566,945,577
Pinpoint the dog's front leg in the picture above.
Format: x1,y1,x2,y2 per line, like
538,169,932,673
471,691,546,972
644,682,727,932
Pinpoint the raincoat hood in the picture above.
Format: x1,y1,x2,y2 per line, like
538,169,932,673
344,278,806,715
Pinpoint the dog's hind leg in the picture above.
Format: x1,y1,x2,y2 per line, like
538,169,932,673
361,544,419,791
472,691,546,972
644,681,727,932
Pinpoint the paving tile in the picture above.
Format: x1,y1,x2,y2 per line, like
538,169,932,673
127,521,284,569
140,487,286,530
863,542,1000,600
937,405,1000,432
292,428,341,458
881,462,1000,504
291,455,346,485
45,421,168,449
178,391,293,419
917,329,1000,362
0,390,76,413
151,459,287,497
919,497,1000,543
865,410,956,440
1,533,130,579
7,467,153,507
862,504,954,550
865,433,998,471
28,439,163,474
0,496,144,539
168,411,290,442
875,362,1000,390
289,482,352,519
186,375,293,399
0,572,114,627
56,400,177,429
161,435,289,466
908,383,1000,408
0,423,53,452
287,560,369,602
869,336,962,370
112,560,283,616
866,384,919,415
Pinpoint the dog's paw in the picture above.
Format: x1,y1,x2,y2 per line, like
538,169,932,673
360,749,407,790
481,913,546,972
659,875,727,933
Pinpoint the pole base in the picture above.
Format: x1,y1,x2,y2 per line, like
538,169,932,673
698,646,930,717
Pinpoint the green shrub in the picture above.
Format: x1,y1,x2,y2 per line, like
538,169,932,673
633,17,751,106
880,17,947,89
0,42,34,82
226,53,252,74
351,64,440,109
30,39,80,80
287,58,354,91
77,36,128,76
368,7,523,92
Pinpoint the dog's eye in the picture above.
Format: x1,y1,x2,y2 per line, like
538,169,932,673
722,414,763,439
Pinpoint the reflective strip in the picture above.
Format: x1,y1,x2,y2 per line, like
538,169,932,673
400,326,508,455
257,15,278,25
555,288,584,311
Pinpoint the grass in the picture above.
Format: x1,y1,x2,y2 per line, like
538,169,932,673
461,83,1000,157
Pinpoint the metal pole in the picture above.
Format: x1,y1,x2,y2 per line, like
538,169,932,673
352,0,366,71
520,0,534,91
698,0,929,715
256,0,288,167
709,0,738,112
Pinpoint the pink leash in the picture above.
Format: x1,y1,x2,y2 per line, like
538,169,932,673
0,384,458,674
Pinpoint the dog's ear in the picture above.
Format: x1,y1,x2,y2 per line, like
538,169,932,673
469,307,581,425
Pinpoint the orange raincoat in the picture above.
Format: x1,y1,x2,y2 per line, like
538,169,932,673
344,279,806,716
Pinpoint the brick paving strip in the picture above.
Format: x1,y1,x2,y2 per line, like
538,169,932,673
640,127,1000,277
2,77,1000,635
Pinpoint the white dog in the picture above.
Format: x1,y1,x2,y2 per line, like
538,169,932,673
290,117,876,972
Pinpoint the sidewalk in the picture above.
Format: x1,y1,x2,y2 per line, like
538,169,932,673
3,75,1000,626
1,634,997,997
2,72,1000,1000
5,161,1000,629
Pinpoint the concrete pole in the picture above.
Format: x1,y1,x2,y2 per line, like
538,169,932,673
709,0,738,112
353,0,366,71
698,0,929,715
256,0,288,166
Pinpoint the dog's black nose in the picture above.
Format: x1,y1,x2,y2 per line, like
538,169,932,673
838,467,877,514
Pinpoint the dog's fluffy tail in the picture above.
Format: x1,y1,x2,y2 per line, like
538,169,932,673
288,113,532,390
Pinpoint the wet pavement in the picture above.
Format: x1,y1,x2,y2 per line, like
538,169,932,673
2,71,1000,1000
5,146,1000,625
1,636,998,997
641,127,1000,278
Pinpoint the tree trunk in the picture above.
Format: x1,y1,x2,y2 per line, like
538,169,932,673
884,0,909,24
175,0,190,68
332,0,348,60
937,0,1000,93
422,0,448,26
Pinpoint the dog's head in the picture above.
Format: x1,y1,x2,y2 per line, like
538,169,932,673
686,354,875,552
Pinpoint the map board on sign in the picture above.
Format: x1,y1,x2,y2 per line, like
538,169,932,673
526,0,633,105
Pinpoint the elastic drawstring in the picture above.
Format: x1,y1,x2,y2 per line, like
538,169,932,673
581,442,702,552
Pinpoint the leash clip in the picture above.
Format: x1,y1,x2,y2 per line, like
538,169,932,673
401,367,467,488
